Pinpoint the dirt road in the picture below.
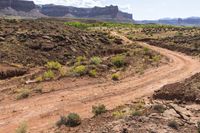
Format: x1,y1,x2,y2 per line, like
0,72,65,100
0,33,200,133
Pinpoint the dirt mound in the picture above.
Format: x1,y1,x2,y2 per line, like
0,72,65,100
0,18,115,66
154,73,200,103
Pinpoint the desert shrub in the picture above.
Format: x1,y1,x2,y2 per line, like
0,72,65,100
143,47,149,53
152,104,166,113
76,56,86,63
89,69,97,77
43,70,55,80
65,22,90,29
90,56,102,65
46,61,62,70
197,121,200,133
152,55,161,62
16,89,30,100
111,55,125,68
66,113,81,127
59,67,67,77
168,120,178,130
92,104,107,116
56,113,81,127
132,110,142,116
112,110,126,119
35,76,43,82
16,122,27,133
112,73,120,81
72,65,87,76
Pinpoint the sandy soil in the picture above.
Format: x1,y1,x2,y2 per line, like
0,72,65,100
0,33,200,133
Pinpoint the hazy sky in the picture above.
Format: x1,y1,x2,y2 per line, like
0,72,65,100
32,0,200,20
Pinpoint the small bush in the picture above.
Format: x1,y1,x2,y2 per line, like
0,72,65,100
56,113,81,127
72,65,87,76
168,120,178,130
132,110,142,116
112,73,120,81
90,56,102,65
89,69,97,77
16,89,30,100
152,55,161,62
92,104,107,116
143,47,149,53
16,122,27,133
152,104,166,113
46,61,62,70
43,70,55,80
76,56,86,63
111,55,125,68
112,110,126,119
66,113,81,127
35,76,43,82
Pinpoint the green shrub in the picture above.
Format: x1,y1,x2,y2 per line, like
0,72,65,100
111,55,125,68
72,65,87,76
112,73,120,81
56,113,81,127
35,76,43,82
76,56,86,63
16,122,27,133
143,47,149,53
92,104,107,116
45,61,62,70
168,120,178,130
90,56,102,65
112,110,126,119
66,113,81,127
43,70,55,80
16,89,30,100
152,55,161,62
152,104,166,113
89,69,97,77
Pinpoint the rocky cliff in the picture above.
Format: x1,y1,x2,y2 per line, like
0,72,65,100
40,5,132,20
0,0,36,12
0,0,133,21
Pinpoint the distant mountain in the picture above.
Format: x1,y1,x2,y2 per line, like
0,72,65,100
136,17,200,26
0,0,133,22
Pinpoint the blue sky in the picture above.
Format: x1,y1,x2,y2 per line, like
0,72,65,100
32,0,200,20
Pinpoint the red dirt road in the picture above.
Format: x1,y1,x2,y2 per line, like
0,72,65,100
0,33,200,133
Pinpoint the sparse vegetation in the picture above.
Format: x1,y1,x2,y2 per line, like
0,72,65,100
92,104,107,116
132,110,142,116
16,89,30,100
111,55,126,68
56,113,81,127
45,61,62,70
90,56,102,65
89,69,97,77
112,110,126,119
72,65,87,76
15,122,27,133
112,73,120,81
43,70,55,80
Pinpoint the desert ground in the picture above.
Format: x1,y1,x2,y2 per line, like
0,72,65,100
0,19,200,133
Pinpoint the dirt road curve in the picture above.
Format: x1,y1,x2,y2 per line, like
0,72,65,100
0,33,200,133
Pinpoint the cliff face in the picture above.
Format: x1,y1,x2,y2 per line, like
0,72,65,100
0,0,36,12
0,0,133,21
40,5,132,20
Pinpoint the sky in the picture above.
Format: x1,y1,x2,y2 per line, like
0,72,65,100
32,0,200,20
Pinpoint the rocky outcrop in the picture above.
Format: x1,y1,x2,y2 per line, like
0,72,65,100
0,0,133,21
40,5,133,20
